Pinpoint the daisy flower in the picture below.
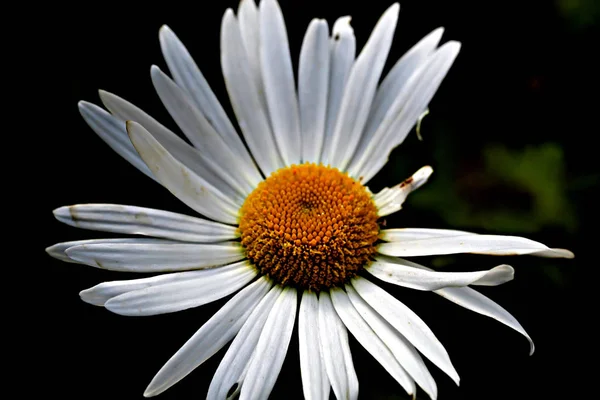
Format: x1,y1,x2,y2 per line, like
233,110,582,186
48,0,574,398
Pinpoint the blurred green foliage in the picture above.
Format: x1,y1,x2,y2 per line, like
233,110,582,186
411,143,576,234
557,0,600,29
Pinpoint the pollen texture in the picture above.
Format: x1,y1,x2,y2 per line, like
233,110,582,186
239,163,379,291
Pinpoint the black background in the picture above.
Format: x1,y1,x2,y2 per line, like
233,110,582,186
36,0,597,399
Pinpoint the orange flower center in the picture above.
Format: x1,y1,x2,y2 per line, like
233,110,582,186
239,163,379,291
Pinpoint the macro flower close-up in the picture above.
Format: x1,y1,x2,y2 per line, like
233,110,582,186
46,0,584,399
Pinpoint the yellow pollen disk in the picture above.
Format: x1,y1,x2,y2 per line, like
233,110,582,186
239,163,380,291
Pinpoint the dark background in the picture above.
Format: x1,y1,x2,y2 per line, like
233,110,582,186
38,0,598,399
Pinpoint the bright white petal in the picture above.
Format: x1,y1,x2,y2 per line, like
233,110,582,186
402,261,536,355
158,25,259,183
238,0,262,102
352,41,461,183
53,204,238,242
436,286,535,355
526,249,575,258
143,277,271,397
318,291,359,400
330,288,415,396
321,16,355,165
221,9,284,176
207,285,282,400
66,241,243,272
299,19,330,163
104,261,256,316
259,0,301,165
380,228,472,241
126,121,239,224
240,286,297,400
325,3,400,171
99,90,242,203
378,232,575,258
80,266,229,307
346,284,437,399
350,28,444,170
368,255,514,291
150,65,258,198
374,166,434,216
46,238,167,265
365,27,445,140
299,291,330,400
78,101,155,180
351,277,460,385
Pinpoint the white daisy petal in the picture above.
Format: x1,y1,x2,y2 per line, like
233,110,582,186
150,65,258,197
259,0,301,166
378,232,575,258
238,0,262,100
330,288,415,397
321,16,356,165
345,284,437,400
46,238,168,265
221,8,284,176
368,255,514,291
380,228,472,241
105,260,256,316
143,277,271,397
374,166,434,216
78,101,155,180
52,204,238,242
318,291,359,400
65,241,243,272
397,260,535,355
299,291,330,400
158,25,259,180
240,286,297,400
351,277,460,385
436,286,535,355
325,3,400,171
527,248,575,258
365,27,445,140
126,121,239,223
79,267,226,307
353,41,461,183
207,285,282,400
99,90,244,205
299,19,330,163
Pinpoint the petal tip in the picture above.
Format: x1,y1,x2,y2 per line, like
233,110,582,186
79,287,104,306
223,8,235,22
45,244,59,257
448,40,462,52
125,120,138,136
77,100,90,110
333,16,353,35
52,205,70,219
150,64,161,75
533,248,575,259
558,249,575,259
159,24,171,35
420,165,434,175
499,264,515,273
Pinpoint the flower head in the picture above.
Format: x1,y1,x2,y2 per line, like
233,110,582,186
49,0,573,399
